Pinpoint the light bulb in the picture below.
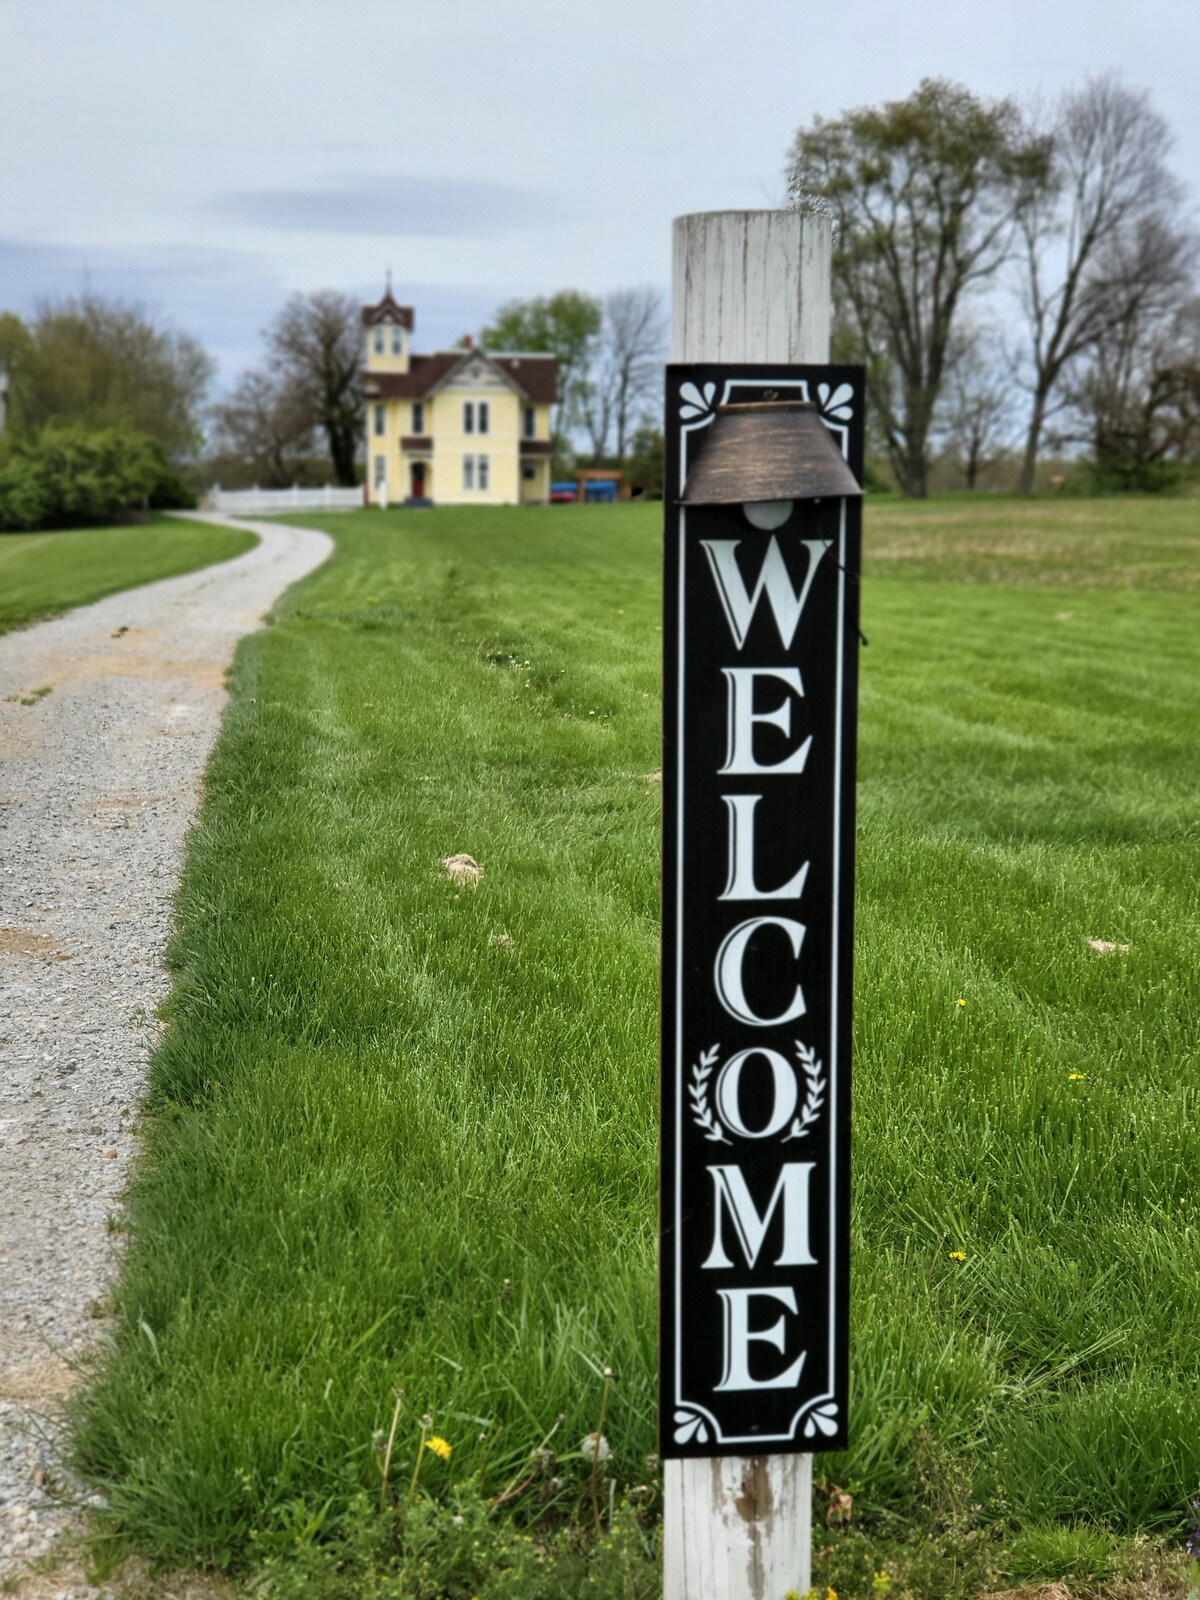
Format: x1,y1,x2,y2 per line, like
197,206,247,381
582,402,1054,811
743,499,794,531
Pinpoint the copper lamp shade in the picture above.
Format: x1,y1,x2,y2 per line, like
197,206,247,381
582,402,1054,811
680,401,863,505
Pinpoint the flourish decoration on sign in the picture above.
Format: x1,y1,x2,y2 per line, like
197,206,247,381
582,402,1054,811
689,1046,730,1144
678,381,717,423
802,1400,839,1439
816,381,854,422
673,1407,711,1445
782,1041,826,1141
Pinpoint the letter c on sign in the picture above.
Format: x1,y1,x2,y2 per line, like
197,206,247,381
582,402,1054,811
714,916,807,1027
715,1048,798,1138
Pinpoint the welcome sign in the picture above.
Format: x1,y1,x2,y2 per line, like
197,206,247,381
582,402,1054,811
660,363,864,1457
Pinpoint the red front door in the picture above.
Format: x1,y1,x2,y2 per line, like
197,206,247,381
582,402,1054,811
411,463,426,498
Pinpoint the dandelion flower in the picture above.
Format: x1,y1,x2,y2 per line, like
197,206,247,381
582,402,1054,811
1068,1073,1085,1081
955,998,967,1007
948,1251,966,1262
426,1435,452,1461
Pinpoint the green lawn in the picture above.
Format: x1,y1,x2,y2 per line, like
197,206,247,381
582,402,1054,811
0,514,257,633
72,498,1200,1597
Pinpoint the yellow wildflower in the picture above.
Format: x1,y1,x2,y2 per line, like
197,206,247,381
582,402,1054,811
955,998,966,1007
426,1435,452,1460
948,1251,966,1262
1068,1072,1085,1081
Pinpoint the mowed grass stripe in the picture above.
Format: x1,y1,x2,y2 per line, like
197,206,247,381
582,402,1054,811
72,500,1200,1568
0,513,257,633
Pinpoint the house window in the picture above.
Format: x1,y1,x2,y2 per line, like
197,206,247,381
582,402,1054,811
524,405,536,439
478,401,489,435
462,454,475,490
391,326,403,355
463,401,475,434
477,454,489,491
374,404,385,437
373,327,385,354
412,401,425,434
374,455,387,486
522,462,537,481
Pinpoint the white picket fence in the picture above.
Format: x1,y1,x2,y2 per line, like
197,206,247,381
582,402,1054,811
207,484,364,515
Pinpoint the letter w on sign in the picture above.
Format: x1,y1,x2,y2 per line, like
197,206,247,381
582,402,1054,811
660,363,864,1456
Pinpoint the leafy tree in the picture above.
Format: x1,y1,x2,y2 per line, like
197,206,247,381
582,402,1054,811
789,78,1049,496
0,313,34,434
481,290,602,440
4,295,213,458
625,424,665,495
580,288,667,459
267,290,363,487
1013,77,1192,493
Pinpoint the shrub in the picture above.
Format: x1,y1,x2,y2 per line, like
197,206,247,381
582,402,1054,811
1065,457,1197,495
0,423,197,531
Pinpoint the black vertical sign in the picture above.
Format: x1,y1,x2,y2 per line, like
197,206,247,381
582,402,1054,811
661,364,864,1457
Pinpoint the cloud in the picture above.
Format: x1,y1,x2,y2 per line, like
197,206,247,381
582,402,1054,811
0,237,288,382
0,237,528,387
215,174,569,238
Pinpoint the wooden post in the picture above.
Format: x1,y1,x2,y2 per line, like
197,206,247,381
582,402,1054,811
664,206,833,1600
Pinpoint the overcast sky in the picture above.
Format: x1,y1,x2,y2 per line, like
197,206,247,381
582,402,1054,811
3,0,1197,389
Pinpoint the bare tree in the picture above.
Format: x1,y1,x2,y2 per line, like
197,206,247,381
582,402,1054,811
268,290,363,485
934,328,1017,489
789,79,1049,496
210,371,314,487
581,287,667,459
1065,289,1200,478
1014,77,1191,493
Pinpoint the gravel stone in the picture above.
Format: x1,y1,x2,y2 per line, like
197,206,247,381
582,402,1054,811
0,515,331,1590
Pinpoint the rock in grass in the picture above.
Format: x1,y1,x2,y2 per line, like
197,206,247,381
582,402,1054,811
441,853,483,885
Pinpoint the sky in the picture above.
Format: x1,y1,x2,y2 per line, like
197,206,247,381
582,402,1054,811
2,0,1197,392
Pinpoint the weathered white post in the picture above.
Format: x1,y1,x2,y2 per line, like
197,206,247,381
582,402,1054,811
664,207,834,1600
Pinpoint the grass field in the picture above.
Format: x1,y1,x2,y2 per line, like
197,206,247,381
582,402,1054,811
0,514,257,634
70,496,1200,1597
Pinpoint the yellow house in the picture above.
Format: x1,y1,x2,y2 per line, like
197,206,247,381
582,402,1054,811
361,290,557,506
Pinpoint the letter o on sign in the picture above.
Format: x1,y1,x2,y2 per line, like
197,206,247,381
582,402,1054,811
715,1048,798,1139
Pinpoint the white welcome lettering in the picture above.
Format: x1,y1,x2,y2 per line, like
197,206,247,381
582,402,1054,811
703,1162,817,1269
700,537,832,651
713,1286,808,1392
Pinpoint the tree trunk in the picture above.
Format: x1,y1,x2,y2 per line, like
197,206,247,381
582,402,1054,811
899,449,929,497
329,424,357,487
1017,391,1048,495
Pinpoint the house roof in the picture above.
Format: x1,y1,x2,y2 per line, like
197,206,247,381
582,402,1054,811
362,349,558,404
362,291,414,329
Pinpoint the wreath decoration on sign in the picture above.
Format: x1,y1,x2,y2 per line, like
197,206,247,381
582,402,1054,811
689,1041,826,1143
782,1041,826,1142
688,1046,731,1144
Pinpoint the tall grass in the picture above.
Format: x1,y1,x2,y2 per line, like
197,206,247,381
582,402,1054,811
71,499,1200,1575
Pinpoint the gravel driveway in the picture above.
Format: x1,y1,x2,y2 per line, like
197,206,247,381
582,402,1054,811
0,514,332,1588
